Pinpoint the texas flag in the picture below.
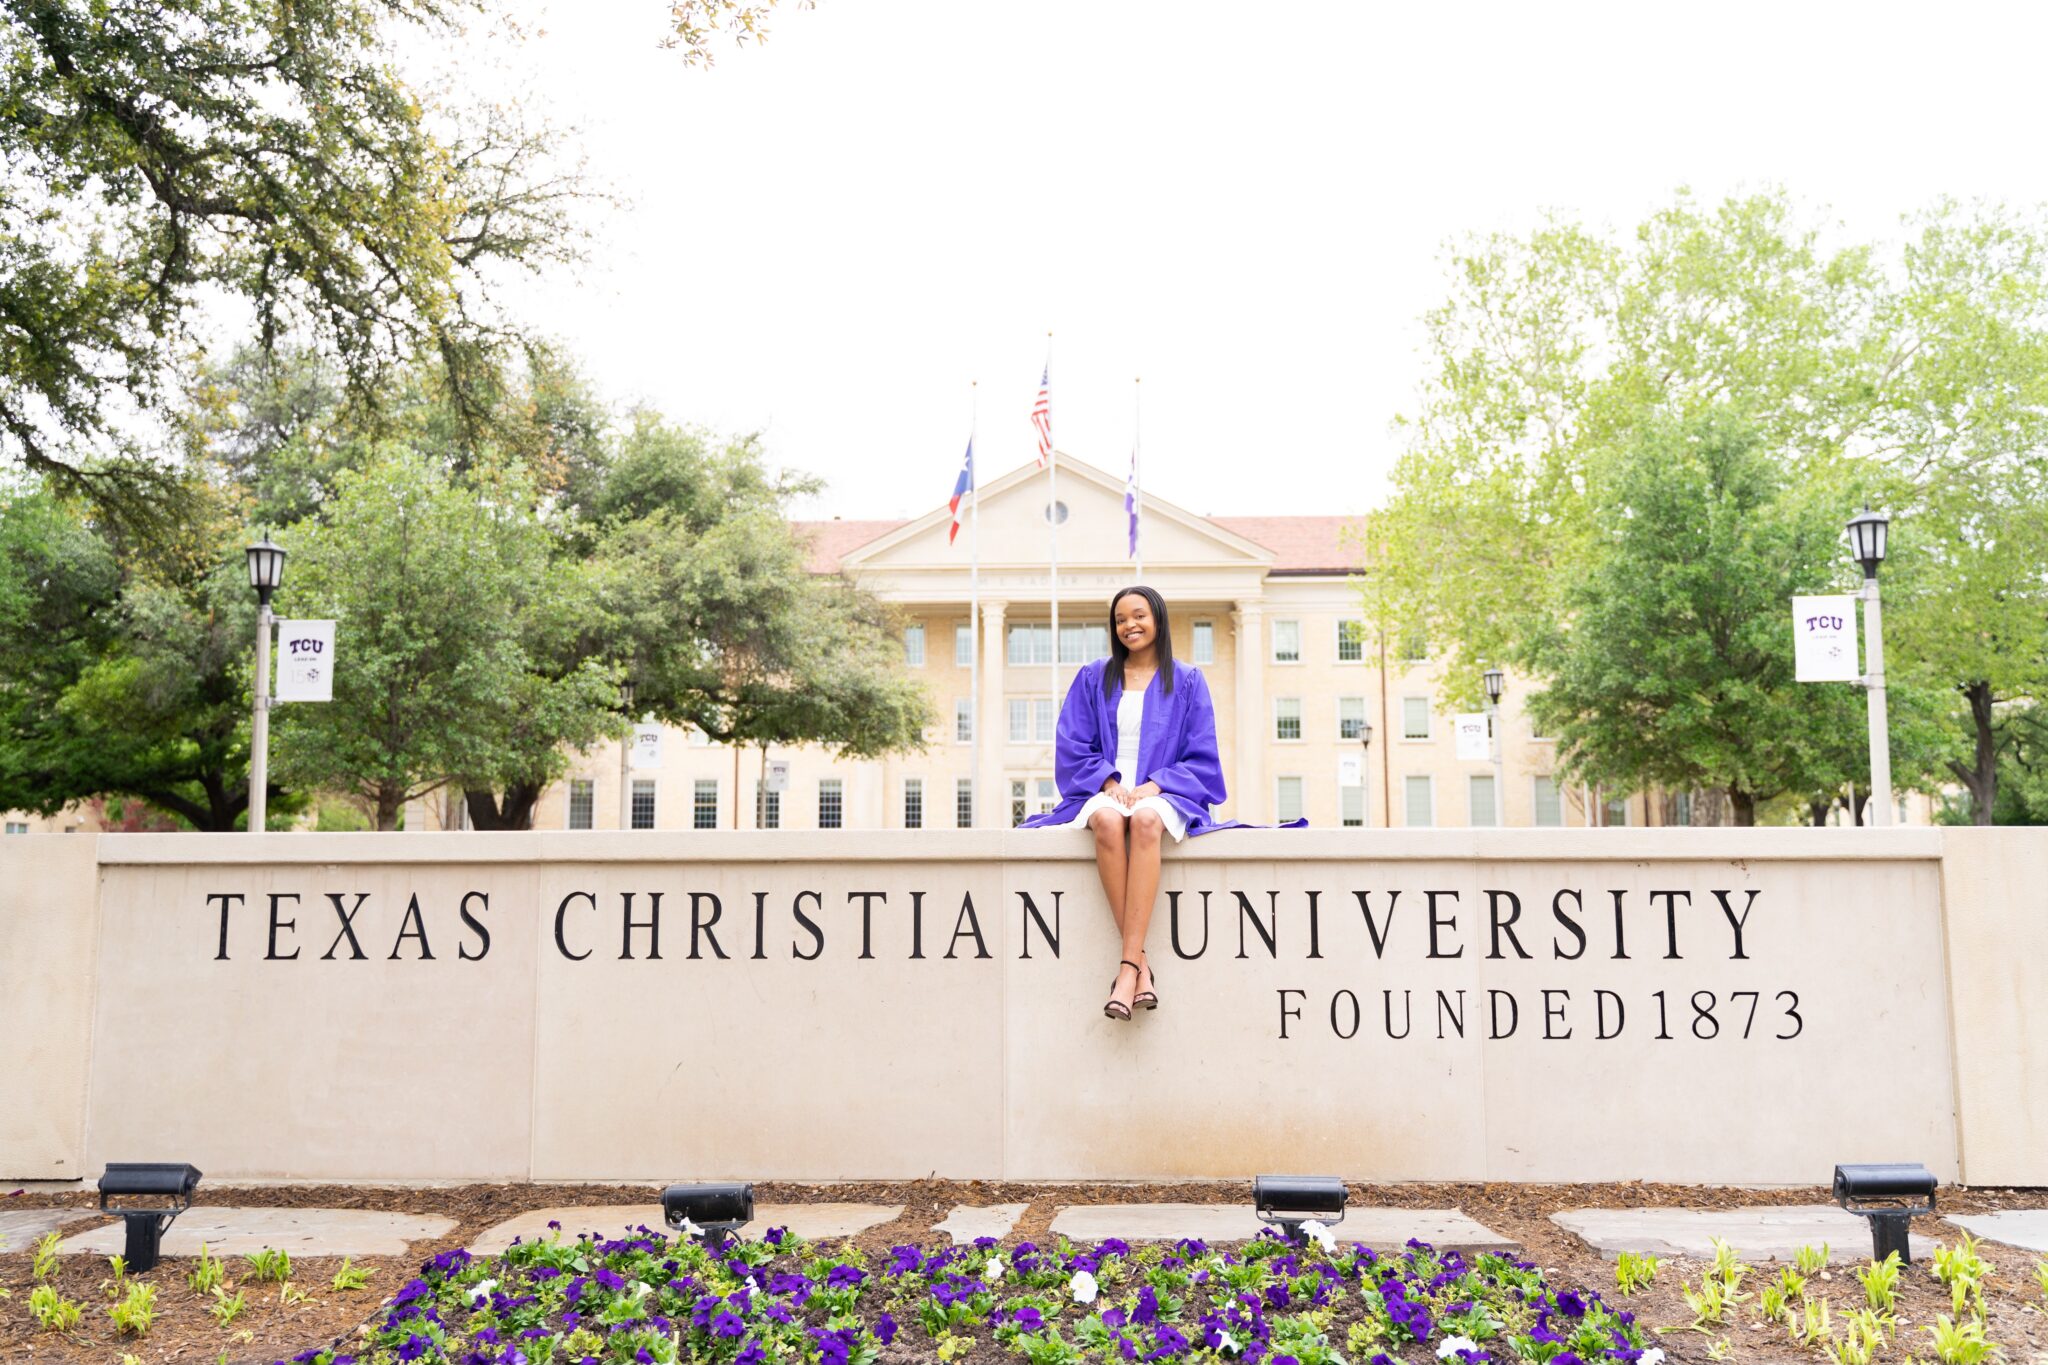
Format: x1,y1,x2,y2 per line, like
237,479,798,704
947,436,975,545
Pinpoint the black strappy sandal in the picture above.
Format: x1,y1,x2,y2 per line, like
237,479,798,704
1104,959,1142,1021
1134,959,1159,1012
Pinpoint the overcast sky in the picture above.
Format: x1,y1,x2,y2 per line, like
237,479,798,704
437,1,2048,523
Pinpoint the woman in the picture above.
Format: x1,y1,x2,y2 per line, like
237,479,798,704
1020,586,1236,1020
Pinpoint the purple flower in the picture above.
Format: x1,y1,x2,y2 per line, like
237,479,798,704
1013,1306,1045,1333
635,1350,654,1365
1146,1325,1191,1360
1555,1290,1587,1318
888,1246,921,1275
826,1264,866,1289
766,1227,787,1246
876,1312,897,1345
736,1343,766,1365
1264,1284,1290,1311
592,1268,625,1293
711,1311,746,1339
1134,1286,1161,1325
974,1236,998,1249
1552,1356,1584,1365
396,1337,432,1363
811,1328,854,1365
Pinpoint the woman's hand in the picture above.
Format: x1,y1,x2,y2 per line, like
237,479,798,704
1132,781,1162,802
1101,777,1137,808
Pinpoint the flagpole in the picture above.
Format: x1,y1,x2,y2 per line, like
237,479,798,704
969,381,981,829
1132,376,1143,583
1046,333,1059,718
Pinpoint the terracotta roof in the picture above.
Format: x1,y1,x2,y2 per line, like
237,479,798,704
791,515,1366,575
1210,516,1366,574
793,519,908,573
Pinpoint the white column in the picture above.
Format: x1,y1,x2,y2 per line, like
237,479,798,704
1233,599,1265,824
978,600,1008,827
1863,577,1895,826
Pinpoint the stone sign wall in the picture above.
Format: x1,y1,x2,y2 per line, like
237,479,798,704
2,828,2039,1184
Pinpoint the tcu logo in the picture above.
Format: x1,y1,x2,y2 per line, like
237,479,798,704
287,637,326,656
1803,615,1844,632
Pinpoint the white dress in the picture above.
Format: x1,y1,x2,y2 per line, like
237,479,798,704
1067,688,1189,842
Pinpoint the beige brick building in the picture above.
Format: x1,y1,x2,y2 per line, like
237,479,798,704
464,455,1622,834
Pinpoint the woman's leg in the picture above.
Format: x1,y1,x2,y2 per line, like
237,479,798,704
1122,807,1165,1000
1090,807,1130,938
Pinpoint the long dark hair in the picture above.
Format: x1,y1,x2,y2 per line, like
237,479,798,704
1103,585,1176,698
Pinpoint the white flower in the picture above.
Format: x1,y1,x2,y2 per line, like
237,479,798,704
467,1278,497,1305
1436,1336,1478,1360
1216,1329,1243,1357
982,1254,1006,1284
1639,1351,1665,1365
674,1215,704,1238
1069,1269,1099,1304
1300,1219,1338,1253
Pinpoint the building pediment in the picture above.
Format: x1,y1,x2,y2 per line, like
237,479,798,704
840,455,1275,575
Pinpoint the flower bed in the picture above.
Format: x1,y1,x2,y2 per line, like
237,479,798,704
279,1222,1660,1365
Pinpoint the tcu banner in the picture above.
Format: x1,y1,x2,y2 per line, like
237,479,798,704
1793,595,1858,683
275,619,336,702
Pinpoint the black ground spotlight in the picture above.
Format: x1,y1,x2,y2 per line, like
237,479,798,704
1254,1174,1347,1242
1833,1163,1937,1265
661,1181,754,1246
99,1163,201,1272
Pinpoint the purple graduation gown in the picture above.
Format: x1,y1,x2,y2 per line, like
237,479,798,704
1019,659,1289,837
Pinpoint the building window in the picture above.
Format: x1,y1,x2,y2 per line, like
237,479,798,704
818,779,843,829
1404,775,1434,827
955,698,974,743
1007,624,1054,666
1340,783,1365,828
567,780,594,830
1673,791,1694,827
1338,696,1367,740
1272,619,1301,663
1036,778,1057,813
4,821,28,834
955,624,974,666
630,779,657,830
1399,629,1428,663
1009,698,1055,743
1010,779,1027,827
1532,776,1563,827
1468,774,1498,827
1192,620,1215,665
1274,775,1305,824
1060,623,1109,664
1336,619,1366,663
1401,695,1431,740
693,779,719,829
903,623,925,667
956,778,974,828
904,778,924,829
1274,697,1303,741
754,781,781,829
1604,794,1630,827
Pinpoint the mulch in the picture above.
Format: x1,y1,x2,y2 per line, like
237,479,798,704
2,1180,2044,1364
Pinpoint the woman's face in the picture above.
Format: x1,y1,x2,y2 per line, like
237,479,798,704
1113,594,1157,656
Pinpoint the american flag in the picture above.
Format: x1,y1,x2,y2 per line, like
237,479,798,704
1125,439,1140,558
1030,363,1052,468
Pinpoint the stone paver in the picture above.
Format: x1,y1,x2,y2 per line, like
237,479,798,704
935,1203,1029,1244
0,1208,100,1250
1947,1211,2048,1252
468,1203,903,1254
1049,1204,1516,1253
59,1208,455,1258
1552,1205,1933,1263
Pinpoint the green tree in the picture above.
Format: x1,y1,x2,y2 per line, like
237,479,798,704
1867,202,2048,822
0,0,583,526
272,451,614,830
1526,411,1937,824
0,481,306,828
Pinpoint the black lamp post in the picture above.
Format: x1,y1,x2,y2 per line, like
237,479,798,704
1845,508,1894,825
1482,667,1506,826
619,678,638,832
244,535,286,832
1358,718,1374,827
